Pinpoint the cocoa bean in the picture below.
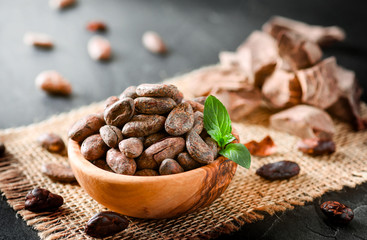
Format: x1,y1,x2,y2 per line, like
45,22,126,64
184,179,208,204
24,32,53,48
104,98,134,127
193,96,207,105
159,159,184,175
173,90,184,104
136,153,158,170
91,159,113,172
119,86,138,99
81,134,109,161
100,125,123,148
205,137,219,159
297,138,336,156
49,0,75,9
122,115,166,137
68,114,105,143
41,163,76,183
192,111,204,134
38,133,65,154
85,211,129,239
135,169,159,176
144,137,185,165
35,70,71,96
184,99,204,112
177,152,201,171
134,97,176,115
142,31,167,54
119,138,143,158
186,131,214,164
256,161,300,181
136,83,179,99
165,102,194,136
104,96,119,109
86,21,107,32
320,201,354,225
143,132,167,148
106,148,136,175
88,36,111,61
25,188,63,212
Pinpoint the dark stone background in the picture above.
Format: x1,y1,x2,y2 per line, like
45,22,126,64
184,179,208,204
0,0,366,239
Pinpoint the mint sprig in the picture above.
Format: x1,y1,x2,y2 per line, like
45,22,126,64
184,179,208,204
204,95,251,169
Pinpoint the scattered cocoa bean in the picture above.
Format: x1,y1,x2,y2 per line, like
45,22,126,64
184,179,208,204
320,201,354,225
119,138,143,158
0,142,5,157
186,130,214,164
49,0,75,9
122,114,166,137
205,137,219,159
143,132,167,148
35,70,72,96
136,83,179,99
104,96,119,109
142,31,167,54
119,86,138,99
192,111,204,134
297,138,336,156
81,134,109,161
25,188,63,212
88,36,111,61
184,99,204,113
41,163,76,183
24,32,53,48
38,133,65,154
177,152,201,171
165,102,194,136
159,159,184,175
256,160,300,181
136,153,158,170
104,98,134,127
86,21,107,32
134,97,176,115
85,211,129,239
106,148,136,175
91,159,113,172
100,125,123,148
135,169,159,176
144,137,185,165
68,114,105,143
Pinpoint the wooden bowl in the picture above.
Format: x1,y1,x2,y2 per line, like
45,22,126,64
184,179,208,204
68,136,238,219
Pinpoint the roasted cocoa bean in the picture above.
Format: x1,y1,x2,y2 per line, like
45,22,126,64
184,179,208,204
104,98,134,127
143,137,185,165
25,188,63,212
320,201,354,224
88,36,111,61
68,114,105,143
135,169,159,176
192,111,204,134
205,137,219,159
49,0,75,9
86,21,107,32
119,138,143,158
41,163,76,183
142,31,167,54
186,131,214,164
100,125,123,148
256,161,300,181
143,132,167,148
81,134,109,161
134,97,176,115
184,99,204,113
35,70,72,96
91,159,113,172
136,153,158,170
0,142,5,157
122,115,166,137
136,83,180,99
177,152,201,171
297,138,336,156
119,86,138,99
106,148,136,175
159,159,184,175
173,90,184,104
85,211,129,239
193,96,207,105
38,133,66,154
24,32,53,48
165,102,194,136
104,96,119,109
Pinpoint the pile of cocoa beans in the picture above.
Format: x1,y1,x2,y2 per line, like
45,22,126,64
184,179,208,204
68,84,219,176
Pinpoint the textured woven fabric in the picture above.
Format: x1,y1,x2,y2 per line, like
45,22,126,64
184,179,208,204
1,66,367,239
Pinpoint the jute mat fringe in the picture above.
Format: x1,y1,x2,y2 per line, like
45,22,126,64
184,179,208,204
1,66,367,239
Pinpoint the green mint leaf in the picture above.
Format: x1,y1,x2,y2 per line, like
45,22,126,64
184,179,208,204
221,133,236,147
204,95,233,147
219,143,251,169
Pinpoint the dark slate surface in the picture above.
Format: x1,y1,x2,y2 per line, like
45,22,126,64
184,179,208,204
0,0,366,239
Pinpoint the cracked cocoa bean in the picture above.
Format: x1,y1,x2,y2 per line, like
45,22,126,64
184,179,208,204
104,96,119,109
165,102,194,136
192,111,204,134
177,152,201,171
104,98,134,127
320,201,354,224
106,148,136,175
119,86,138,99
91,159,113,172
122,115,166,137
135,169,159,176
100,125,123,148
142,137,185,165
81,134,109,161
256,161,300,181
38,133,65,154
68,114,105,143
143,132,167,148
186,130,214,164
119,138,143,158
25,188,63,212
0,142,5,157
136,83,179,99
134,97,176,115
85,211,129,239
41,163,76,183
159,159,184,175
205,137,219,159
297,138,336,156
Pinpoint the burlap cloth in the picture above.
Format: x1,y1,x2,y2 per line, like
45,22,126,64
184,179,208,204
1,66,367,240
